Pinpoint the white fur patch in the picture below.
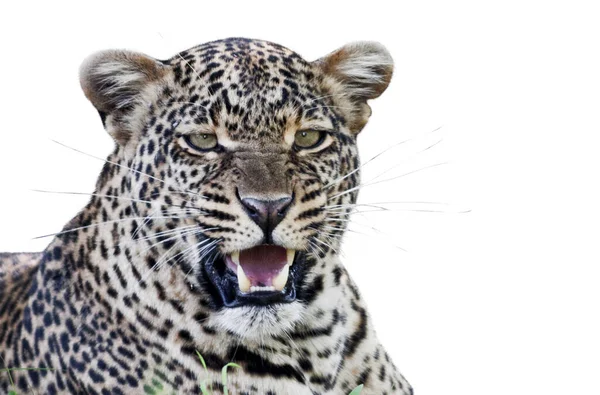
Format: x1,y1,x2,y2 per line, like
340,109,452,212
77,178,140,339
211,302,304,341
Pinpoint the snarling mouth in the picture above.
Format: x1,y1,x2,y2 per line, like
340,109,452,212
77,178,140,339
204,245,305,307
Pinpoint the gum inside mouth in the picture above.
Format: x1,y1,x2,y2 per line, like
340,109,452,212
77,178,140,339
225,245,295,294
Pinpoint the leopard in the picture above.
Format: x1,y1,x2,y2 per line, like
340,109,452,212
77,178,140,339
0,37,412,394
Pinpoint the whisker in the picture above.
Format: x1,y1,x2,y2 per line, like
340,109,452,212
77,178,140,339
325,205,470,216
308,239,327,257
303,104,356,112
168,100,210,112
182,240,220,284
31,189,205,213
136,225,200,242
353,208,471,214
181,239,220,275
309,226,341,241
178,236,218,265
177,53,203,82
32,214,188,240
139,234,217,284
49,139,205,199
367,142,443,185
140,227,218,255
32,188,154,204
131,206,198,240
320,212,410,252
324,217,353,223
323,126,443,190
311,236,338,254
347,223,407,252
319,225,346,232
329,162,448,201
323,201,456,214
131,207,162,240
327,200,450,207
137,228,202,260
341,227,407,252
140,240,183,282
302,93,338,105
323,203,391,211
140,242,203,287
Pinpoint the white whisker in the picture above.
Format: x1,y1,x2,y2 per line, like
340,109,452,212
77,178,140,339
137,225,199,242
31,189,206,213
312,236,338,254
32,215,186,240
50,139,205,199
308,239,326,257
329,162,448,201
323,126,443,190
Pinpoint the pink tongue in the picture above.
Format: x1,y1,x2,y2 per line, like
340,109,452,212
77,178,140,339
240,245,287,287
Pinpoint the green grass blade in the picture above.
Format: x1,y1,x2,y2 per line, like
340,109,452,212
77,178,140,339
200,378,211,395
196,351,213,394
3,367,55,372
195,350,208,370
2,368,15,388
349,384,364,395
2,366,56,395
221,362,241,395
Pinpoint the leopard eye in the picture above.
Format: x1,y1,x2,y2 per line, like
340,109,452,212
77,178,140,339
294,130,325,149
184,133,218,151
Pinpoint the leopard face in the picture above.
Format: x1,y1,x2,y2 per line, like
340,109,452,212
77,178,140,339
80,37,393,340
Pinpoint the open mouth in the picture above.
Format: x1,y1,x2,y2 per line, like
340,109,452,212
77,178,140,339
204,245,305,308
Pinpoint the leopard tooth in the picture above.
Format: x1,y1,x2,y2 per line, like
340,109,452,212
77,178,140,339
231,251,240,266
286,249,296,266
272,264,289,291
237,263,251,293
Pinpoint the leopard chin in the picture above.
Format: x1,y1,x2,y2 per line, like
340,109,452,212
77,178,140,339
211,299,305,340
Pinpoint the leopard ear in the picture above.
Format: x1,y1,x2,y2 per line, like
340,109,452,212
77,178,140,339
315,42,393,133
80,50,167,145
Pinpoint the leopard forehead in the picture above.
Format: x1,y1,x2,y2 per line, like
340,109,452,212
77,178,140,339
160,38,339,143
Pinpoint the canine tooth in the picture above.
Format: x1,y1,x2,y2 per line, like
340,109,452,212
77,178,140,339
273,264,290,291
237,264,251,293
286,249,296,266
231,251,240,266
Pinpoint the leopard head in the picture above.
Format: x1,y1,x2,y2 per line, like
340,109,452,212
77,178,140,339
79,38,392,339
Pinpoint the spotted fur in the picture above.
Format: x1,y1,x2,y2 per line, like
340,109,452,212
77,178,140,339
0,38,412,394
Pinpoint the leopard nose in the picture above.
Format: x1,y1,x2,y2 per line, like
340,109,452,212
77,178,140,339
239,196,293,240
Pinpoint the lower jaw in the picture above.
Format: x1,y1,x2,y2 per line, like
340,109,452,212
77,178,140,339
211,300,305,340
203,250,307,308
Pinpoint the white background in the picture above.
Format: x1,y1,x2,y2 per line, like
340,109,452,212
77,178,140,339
1,1,599,394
